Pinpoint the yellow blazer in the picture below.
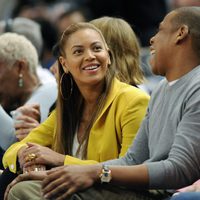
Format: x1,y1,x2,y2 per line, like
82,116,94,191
3,78,149,173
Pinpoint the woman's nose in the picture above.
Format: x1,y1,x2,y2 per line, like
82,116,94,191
85,50,95,60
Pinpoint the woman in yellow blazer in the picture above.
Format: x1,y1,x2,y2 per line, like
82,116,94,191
3,77,149,173
1,19,150,200
3,19,150,174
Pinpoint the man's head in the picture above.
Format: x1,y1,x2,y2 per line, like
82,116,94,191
171,7,200,58
149,7,200,79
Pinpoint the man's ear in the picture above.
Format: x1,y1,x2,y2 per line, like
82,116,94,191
59,56,68,73
175,25,189,44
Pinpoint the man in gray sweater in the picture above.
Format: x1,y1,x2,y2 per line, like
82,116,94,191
5,6,200,200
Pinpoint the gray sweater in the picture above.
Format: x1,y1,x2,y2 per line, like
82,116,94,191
105,65,200,189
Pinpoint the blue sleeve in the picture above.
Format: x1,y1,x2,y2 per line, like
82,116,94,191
0,105,17,150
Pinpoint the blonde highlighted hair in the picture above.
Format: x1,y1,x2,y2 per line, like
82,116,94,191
91,16,144,86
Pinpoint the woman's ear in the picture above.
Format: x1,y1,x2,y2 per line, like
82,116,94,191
175,25,189,44
15,60,27,73
59,56,68,73
108,57,111,65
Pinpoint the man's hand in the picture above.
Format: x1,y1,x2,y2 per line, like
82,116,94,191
42,165,101,200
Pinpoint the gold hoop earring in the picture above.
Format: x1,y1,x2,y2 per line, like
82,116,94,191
60,73,73,100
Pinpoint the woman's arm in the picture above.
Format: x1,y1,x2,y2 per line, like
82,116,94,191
3,110,56,173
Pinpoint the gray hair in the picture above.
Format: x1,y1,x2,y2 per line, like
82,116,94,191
0,17,43,56
0,32,38,74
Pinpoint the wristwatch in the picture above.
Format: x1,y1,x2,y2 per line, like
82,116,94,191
100,164,112,183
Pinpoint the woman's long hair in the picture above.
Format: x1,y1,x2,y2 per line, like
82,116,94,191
91,17,144,86
52,22,115,158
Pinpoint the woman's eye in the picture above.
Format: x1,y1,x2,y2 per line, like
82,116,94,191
74,49,82,54
94,46,102,51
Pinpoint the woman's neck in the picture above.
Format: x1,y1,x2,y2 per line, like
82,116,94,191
79,81,104,104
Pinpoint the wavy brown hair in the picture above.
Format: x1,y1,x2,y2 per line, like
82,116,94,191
91,17,144,86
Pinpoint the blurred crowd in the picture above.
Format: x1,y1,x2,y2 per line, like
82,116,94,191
0,0,171,94
1,0,198,94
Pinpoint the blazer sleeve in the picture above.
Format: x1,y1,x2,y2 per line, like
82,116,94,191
3,110,56,173
119,89,149,157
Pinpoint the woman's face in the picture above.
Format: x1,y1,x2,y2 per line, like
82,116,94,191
59,28,110,88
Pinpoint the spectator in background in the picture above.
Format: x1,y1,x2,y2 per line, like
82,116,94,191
0,33,41,114
0,17,56,83
51,1,89,36
2,0,167,48
0,12,57,171
0,33,57,169
10,1,89,70
4,0,58,71
11,0,50,20
34,17,58,69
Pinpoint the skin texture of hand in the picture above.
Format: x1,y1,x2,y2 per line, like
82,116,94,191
4,170,47,200
175,179,200,194
14,104,41,140
18,146,28,169
19,143,65,169
14,115,40,141
42,165,102,200
17,104,41,122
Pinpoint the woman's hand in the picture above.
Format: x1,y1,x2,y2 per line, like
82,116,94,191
13,104,41,140
18,146,28,170
17,104,41,122
19,143,65,169
15,115,40,141
42,165,101,200
4,170,47,200
176,179,200,193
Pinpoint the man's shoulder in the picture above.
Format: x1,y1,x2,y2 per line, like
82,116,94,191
150,78,167,95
